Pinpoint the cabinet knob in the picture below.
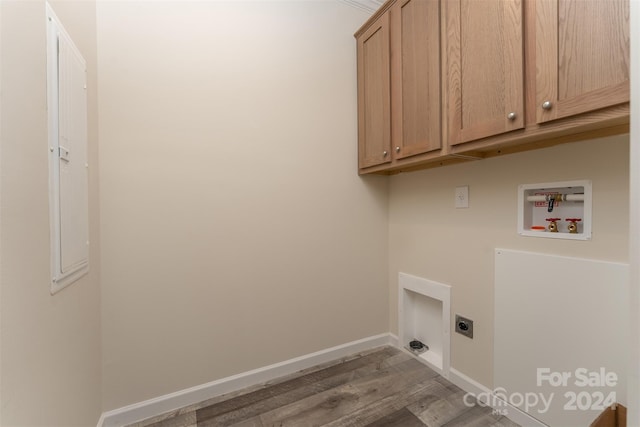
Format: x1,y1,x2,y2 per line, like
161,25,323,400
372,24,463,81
507,112,517,121
383,151,388,157
542,101,552,110
395,146,400,153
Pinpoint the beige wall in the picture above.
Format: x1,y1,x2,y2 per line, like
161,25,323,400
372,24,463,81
0,0,102,425
97,1,388,410
389,134,630,388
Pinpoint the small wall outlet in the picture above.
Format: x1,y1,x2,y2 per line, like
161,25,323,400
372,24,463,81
455,314,473,339
455,186,469,208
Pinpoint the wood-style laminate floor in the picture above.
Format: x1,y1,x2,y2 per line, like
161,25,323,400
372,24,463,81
127,346,521,427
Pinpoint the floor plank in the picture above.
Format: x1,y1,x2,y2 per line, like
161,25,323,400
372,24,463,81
365,407,426,427
256,358,434,426
442,404,513,427
409,389,475,425
127,346,521,427
321,379,446,427
196,348,408,426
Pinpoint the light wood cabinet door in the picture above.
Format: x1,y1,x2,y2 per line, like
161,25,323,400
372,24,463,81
357,13,391,169
446,0,524,146
390,0,441,160
535,0,629,124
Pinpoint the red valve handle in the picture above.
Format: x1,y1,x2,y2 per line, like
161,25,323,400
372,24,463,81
546,218,561,222
566,218,582,222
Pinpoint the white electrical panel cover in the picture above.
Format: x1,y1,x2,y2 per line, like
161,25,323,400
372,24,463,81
47,4,89,294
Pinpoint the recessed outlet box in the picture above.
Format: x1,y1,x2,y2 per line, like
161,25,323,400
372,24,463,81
455,314,473,339
399,273,451,377
517,180,592,240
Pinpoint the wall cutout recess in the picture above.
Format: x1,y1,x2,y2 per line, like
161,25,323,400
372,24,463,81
517,180,592,241
47,3,89,294
399,273,451,378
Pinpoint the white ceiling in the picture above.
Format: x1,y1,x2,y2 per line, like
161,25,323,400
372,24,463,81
340,0,384,15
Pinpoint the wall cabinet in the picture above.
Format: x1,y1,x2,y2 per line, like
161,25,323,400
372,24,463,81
446,0,524,146
391,0,441,159
356,0,442,173
534,0,629,124
357,12,391,169
355,0,630,175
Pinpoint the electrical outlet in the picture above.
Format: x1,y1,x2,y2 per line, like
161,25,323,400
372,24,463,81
455,186,469,208
455,314,473,339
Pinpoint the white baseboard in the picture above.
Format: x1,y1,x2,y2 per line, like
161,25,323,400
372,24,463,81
448,368,548,427
98,333,394,427
388,332,399,347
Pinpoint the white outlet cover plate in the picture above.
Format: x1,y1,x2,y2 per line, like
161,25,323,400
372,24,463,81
455,186,469,208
